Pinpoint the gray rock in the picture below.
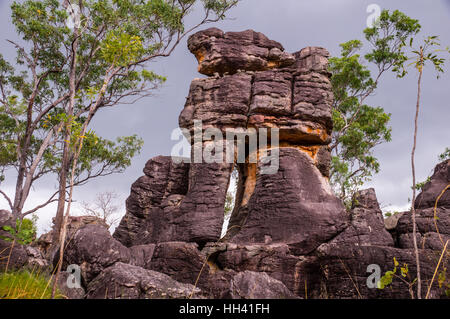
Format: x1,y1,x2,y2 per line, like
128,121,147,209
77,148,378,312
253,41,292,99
384,212,404,231
230,271,297,299
227,148,347,255
415,160,450,209
61,224,131,283
188,28,294,76
86,262,204,299
57,271,86,299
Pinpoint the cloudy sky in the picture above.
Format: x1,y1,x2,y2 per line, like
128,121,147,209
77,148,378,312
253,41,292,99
0,0,449,234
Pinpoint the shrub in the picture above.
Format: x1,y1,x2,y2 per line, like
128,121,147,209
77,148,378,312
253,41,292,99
0,215,37,245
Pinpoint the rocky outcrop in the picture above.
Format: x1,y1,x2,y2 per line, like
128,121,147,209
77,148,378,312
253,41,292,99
226,148,346,255
393,159,450,251
415,160,450,209
37,215,109,258
187,28,295,76
115,28,338,249
61,224,132,283
61,28,450,299
293,188,445,299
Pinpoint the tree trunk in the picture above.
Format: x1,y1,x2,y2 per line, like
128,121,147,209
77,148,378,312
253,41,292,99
52,139,70,244
51,16,81,296
411,50,423,299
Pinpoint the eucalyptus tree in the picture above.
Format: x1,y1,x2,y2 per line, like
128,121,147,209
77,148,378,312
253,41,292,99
329,10,421,203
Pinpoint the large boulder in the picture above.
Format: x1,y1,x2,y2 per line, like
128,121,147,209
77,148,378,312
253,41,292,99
230,271,297,299
227,148,347,255
395,207,450,250
204,242,301,294
415,159,450,209
86,262,204,299
61,224,131,283
187,28,295,76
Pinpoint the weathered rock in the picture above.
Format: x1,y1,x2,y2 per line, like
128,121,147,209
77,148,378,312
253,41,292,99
62,28,450,300
114,156,231,246
384,212,404,231
395,207,450,249
113,156,193,246
0,238,29,271
25,246,48,269
205,242,301,294
230,271,297,299
129,244,156,269
327,188,394,248
415,159,450,209
61,224,131,284
86,262,203,299
0,239,48,272
145,241,236,299
37,215,109,258
227,148,347,255
0,209,11,226
188,28,294,76
148,242,207,285
179,73,252,132
293,189,446,299
63,223,231,298
57,271,86,299
296,245,445,299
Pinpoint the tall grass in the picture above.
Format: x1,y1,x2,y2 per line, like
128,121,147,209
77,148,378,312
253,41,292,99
0,268,63,299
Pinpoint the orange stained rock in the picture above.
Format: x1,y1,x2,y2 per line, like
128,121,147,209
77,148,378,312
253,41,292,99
267,60,281,69
194,49,206,68
277,144,320,161
241,162,257,206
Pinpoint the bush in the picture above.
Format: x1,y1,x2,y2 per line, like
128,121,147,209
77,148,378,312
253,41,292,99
0,215,37,245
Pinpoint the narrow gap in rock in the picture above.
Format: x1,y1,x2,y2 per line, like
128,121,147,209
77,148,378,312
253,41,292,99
221,166,239,238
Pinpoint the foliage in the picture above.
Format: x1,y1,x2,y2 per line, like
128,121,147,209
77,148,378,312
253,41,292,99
224,167,238,217
329,9,421,204
0,215,37,245
384,211,400,218
378,257,416,297
439,147,450,162
414,148,450,192
437,267,450,297
224,192,234,216
0,269,62,299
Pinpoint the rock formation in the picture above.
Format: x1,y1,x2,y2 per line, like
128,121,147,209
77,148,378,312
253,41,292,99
4,28,446,299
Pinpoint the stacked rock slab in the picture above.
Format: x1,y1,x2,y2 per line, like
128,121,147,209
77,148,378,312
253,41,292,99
115,28,347,249
58,28,450,299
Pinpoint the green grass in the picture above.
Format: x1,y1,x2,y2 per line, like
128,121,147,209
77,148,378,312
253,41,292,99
0,269,63,299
